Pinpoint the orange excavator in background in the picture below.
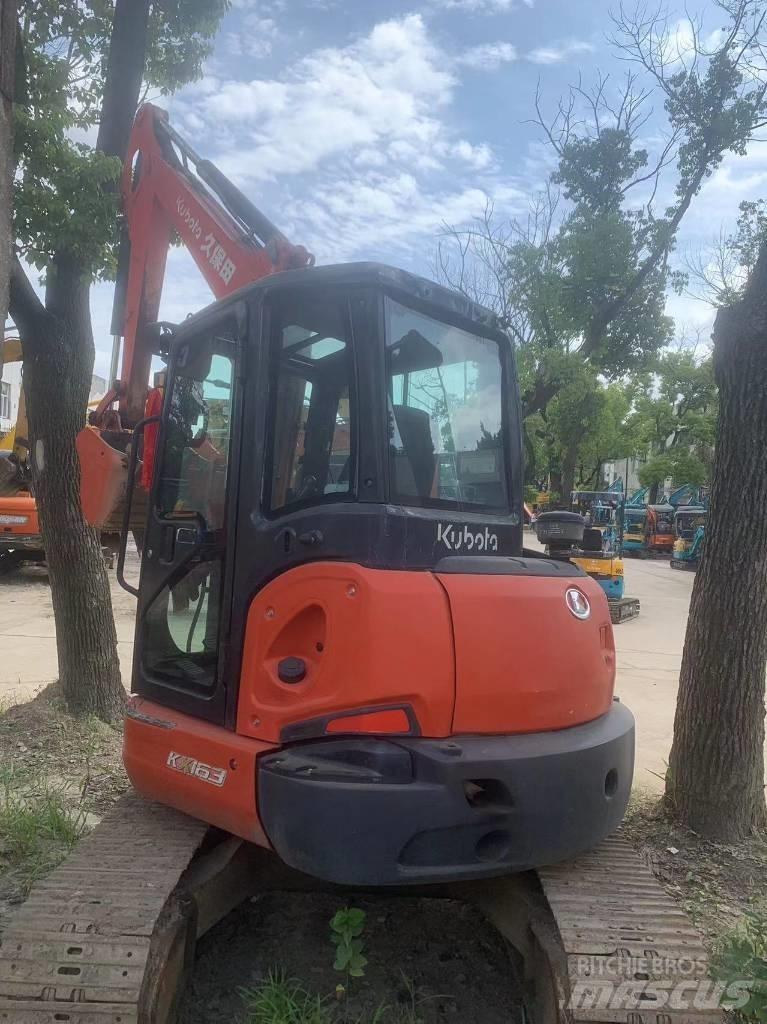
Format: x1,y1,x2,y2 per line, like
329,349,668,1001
0,337,44,571
0,105,720,1023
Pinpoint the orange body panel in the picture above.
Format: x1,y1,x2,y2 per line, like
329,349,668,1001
124,696,273,845
236,562,455,743
440,573,615,734
76,426,128,528
0,494,39,538
648,534,674,551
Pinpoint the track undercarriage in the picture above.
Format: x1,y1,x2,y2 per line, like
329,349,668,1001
608,597,641,624
0,794,723,1024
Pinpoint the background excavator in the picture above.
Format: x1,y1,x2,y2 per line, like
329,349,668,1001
0,337,44,571
0,105,721,1024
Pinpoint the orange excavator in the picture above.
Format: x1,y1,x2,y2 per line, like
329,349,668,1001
77,103,634,881
0,337,44,571
0,106,720,1023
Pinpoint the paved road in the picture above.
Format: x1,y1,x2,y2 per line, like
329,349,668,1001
0,553,138,706
613,556,695,793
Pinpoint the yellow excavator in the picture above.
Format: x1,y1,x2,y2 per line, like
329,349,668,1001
0,337,44,571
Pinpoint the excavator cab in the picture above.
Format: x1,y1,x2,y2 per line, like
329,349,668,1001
671,505,707,571
120,263,634,884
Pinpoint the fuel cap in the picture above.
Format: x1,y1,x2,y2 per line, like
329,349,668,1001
278,657,307,683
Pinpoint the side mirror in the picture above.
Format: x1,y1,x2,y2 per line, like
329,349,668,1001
144,321,177,357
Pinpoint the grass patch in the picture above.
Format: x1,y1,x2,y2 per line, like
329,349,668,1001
239,970,439,1024
240,971,334,1024
0,766,91,893
712,911,767,1023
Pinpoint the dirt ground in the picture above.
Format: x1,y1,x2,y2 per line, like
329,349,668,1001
623,793,767,942
181,893,524,1024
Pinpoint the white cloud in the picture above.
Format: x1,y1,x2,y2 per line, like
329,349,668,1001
229,0,285,9
180,15,455,182
453,139,495,170
660,19,724,66
457,41,517,69
436,0,514,9
225,15,280,59
527,39,595,64
289,175,524,264
167,13,524,269
431,0,525,11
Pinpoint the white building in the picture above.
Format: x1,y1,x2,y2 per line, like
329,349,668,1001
0,359,22,438
1,359,109,441
603,457,644,494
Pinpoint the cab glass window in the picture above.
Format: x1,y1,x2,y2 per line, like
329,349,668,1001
268,295,353,511
385,298,507,511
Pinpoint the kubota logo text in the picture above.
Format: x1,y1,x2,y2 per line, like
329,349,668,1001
437,523,499,552
166,751,227,787
176,197,202,239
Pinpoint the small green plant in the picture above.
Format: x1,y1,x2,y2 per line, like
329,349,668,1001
713,911,767,1022
239,969,333,1024
330,906,367,981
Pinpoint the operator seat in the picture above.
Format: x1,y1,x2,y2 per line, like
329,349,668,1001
391,405,436,498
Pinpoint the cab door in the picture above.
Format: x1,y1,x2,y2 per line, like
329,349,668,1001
133,309,242,724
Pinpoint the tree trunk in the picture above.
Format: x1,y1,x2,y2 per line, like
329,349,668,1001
522,422,536,484
0,1,15,344
8,0,153,722
96,0,149,159
560,443,578,507
12,255,125,720
648,481,660,504
666,245,767,839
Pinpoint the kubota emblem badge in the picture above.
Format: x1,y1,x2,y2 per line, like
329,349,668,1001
565,588,591,620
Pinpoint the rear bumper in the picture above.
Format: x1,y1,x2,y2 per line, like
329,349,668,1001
258,701,635,885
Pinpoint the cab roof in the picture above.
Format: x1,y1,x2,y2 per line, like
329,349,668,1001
171,261,506,343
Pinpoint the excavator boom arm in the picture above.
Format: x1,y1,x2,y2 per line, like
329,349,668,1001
106,104,313,423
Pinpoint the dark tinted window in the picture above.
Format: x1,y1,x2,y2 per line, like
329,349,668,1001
385,299,506,510
143,326,236,693
269,295,353,511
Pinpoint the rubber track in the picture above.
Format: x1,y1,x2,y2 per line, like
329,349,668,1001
0,793,208,1024
539,835,723,1024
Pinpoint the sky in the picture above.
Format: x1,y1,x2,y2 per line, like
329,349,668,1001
84,0,767,378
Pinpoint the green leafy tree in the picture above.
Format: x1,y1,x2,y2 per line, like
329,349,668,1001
631,351,717,498
8,0,227,721
575,383,634,490
439,0,767,457
530,372,634,499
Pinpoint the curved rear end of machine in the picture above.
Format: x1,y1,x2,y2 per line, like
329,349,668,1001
246,557,634,884
125,556,634,884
